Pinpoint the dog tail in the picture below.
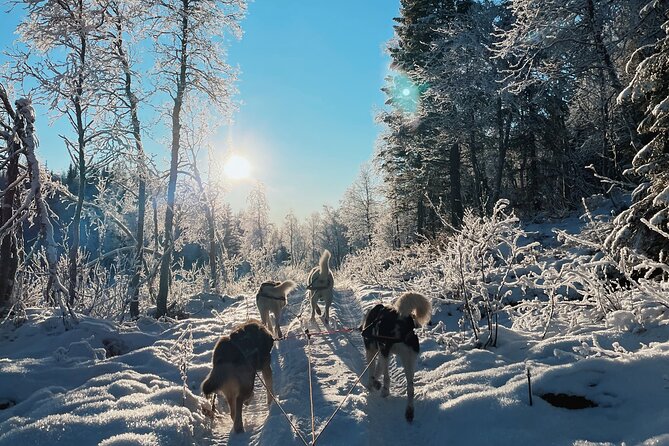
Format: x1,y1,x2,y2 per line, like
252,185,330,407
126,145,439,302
201,371,220,396
395,292,432,326
276,280,297,295
319,250,331,275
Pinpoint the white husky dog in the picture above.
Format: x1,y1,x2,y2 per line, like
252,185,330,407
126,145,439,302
307,249,335,324
361,292,432,422
255,280,297,339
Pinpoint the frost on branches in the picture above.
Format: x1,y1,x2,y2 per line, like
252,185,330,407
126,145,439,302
609,1,669,265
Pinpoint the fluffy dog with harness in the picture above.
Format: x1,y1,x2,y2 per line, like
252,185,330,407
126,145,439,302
307,249,335,325
255,280,297,339
201,320,274,433
361,292,432,422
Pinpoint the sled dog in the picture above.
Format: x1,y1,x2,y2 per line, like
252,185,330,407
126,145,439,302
307,249,335,324
361,292,432,422
255,280,297,339
201,320,274,433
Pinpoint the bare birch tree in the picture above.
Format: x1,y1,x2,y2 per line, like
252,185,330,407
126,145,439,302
152,0,245,317
13,0,111,306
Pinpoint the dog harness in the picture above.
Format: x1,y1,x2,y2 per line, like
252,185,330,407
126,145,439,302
256,291,286,301
306,275,333,291
360,317,403,344
256,281,287,301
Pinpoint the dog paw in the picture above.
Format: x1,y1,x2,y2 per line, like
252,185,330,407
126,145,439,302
405,406,414,423
233,424,245,434
381,387,390,398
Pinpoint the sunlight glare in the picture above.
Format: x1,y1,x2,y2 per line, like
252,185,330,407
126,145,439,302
223,154,252,180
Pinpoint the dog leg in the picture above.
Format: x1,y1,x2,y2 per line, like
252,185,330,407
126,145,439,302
379,354,390,398
232,395,245,433
225,391,236,426
260,309,270,330
399,350,417,422
366,348,382,390
310,292,321,318
261,360,273,405
275,308,282,339
323,297,331,325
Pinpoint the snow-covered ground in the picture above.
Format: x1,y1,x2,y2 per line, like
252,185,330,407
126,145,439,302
2,278,669,446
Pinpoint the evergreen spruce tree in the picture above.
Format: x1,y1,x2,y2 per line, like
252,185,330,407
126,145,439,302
608,1,669,263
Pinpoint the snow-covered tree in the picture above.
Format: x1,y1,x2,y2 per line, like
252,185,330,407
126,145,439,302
13,0,112,305
242,182,272,254
282,210,307,266
320,205,349,268
608,1,669,263
176,104,228,293
422,1,510,215
0,86,75,321
98,0,153,318
153,0,246,317
377,0,452,235
340,163,382,250
492,0,658,179
305,211,322,265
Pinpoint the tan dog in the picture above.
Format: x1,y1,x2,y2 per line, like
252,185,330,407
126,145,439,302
307,249,335,324
201,320,274,433
255,280,297,338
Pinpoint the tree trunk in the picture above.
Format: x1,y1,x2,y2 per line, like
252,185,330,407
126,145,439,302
115,22,147,319
490,96,511,213
527,132,539,210
206,206,218,293
585,0,622,92
416,194,425,236
450,142,463,228
467,119,487,213
192,159,219,293
156,1,189,318
19,98,77,324
0,120,21,310
68,29,88,306
585,0,639,158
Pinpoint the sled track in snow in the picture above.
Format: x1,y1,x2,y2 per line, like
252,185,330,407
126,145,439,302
251,287,369,445
198,287,432,445
198,296,272,446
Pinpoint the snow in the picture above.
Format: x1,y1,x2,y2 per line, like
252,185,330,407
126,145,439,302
3,219,669,445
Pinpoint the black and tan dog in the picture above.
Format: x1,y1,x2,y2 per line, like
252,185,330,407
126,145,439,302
361,292,432,422
202,320,274,433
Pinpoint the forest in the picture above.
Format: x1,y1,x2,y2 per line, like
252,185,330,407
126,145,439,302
1,0,669,444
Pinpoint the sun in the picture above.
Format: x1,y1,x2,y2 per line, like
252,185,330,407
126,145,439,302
223,154,252,180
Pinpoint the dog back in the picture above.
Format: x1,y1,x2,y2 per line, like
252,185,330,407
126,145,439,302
212,320,274,371
362,304,419,355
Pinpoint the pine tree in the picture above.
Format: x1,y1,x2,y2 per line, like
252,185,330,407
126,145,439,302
378,0,457,233
608,1,669,263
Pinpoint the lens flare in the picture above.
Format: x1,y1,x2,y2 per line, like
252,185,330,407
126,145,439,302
383,71,423,115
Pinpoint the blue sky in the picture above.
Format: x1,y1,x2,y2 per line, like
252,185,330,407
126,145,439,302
0,1,399,223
